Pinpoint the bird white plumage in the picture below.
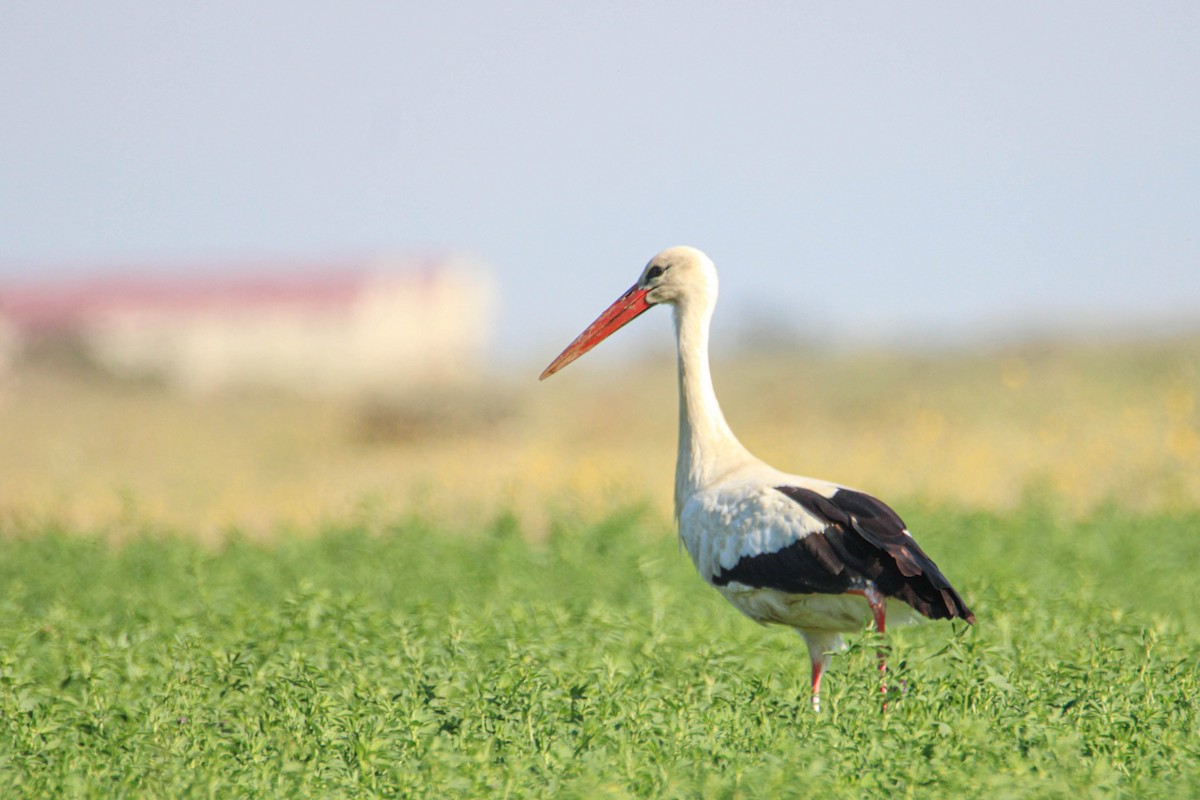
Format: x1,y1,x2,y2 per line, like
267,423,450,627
540,246,974,711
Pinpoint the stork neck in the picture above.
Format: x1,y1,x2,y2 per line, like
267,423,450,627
672,296,749,518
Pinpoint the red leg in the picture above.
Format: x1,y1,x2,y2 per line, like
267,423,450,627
850,586,889,705
801,631,838,713
811,656,825,712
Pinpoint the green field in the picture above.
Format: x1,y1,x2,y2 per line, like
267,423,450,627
2,503,1198,798
1,339,1197,796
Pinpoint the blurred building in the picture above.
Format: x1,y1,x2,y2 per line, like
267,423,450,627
0,256,496,395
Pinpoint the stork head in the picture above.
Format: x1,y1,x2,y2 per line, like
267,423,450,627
638,245,717,306
539,246,716,380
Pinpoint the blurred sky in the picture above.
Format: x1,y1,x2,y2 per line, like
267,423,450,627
2,2,1198,362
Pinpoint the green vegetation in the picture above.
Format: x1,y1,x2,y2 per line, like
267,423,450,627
1,504,1197,798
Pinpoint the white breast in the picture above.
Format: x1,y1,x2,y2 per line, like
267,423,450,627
677,468,838,583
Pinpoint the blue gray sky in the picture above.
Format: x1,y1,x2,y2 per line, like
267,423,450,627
2,3,1197,361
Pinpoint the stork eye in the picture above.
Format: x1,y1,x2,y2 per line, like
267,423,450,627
646,265,665,280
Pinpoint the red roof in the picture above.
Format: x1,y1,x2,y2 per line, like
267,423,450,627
0,263,443,334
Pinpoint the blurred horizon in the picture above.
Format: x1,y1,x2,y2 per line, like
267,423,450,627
2,331,1196,537
2,249,1197,371
2,3,1198,362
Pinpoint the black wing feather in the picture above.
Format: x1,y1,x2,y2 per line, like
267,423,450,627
712,485,975,623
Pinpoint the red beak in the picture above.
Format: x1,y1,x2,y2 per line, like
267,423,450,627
539,282,653,380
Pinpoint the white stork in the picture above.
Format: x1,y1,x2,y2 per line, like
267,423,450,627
540,246,974,711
